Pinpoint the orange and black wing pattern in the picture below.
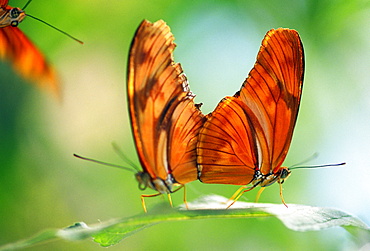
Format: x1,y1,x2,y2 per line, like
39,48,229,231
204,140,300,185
0,1,59,96
127,20,205,191
197,28,304,185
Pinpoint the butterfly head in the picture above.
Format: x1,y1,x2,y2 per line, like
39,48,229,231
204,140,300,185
135,172,173,194
258,167,291,187
277,167,292,184
6,8,25,27
135,172,151,191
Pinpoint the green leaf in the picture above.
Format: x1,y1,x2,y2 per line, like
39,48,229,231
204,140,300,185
0,195,368,250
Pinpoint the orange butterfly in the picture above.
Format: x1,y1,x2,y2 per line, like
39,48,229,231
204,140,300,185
74,20,204,212
127,20,205,211
197,28,304,207
0,0,58,95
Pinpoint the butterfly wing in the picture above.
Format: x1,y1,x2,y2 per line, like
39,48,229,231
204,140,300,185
239,29,304,174
198,28,304,184
128,20,204,186
197,96,261,185
0,1,8,7
0,25,59,95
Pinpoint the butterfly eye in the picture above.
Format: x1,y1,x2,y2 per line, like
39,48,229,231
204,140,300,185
10,8,21,18
10,21,19,27
136,172,150,191
278,168,291,184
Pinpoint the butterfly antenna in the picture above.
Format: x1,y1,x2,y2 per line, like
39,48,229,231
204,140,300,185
290,162,346,170
111,142,141,172
73,154,136,173
290,153,319,168
22,0,32,10
26,14,83,44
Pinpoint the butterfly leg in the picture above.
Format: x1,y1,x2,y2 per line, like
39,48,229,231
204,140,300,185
140,185,187,212
255,187,266,203
182,185,188,209
140,192,161,213
167,193,174,208
278,181,288,208
169,185,188,209
227,186,246,203
226,186,255,209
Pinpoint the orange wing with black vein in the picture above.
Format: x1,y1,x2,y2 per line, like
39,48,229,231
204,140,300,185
198,28,304,184
127,20,204,185
197,96,264,185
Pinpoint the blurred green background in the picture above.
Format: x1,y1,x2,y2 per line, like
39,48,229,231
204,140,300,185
1,0,369,250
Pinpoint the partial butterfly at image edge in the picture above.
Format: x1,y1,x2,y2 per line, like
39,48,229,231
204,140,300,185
0,0,59,97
